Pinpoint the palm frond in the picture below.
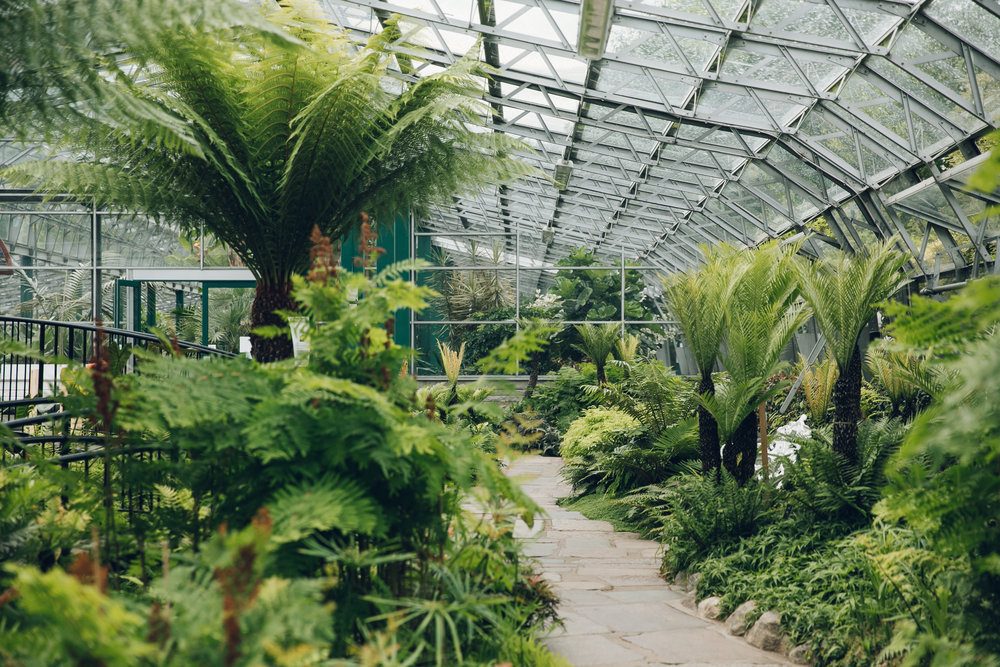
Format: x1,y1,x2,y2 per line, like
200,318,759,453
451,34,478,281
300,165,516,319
795,240,908,370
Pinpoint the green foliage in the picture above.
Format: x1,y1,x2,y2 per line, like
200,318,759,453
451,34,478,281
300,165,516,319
795,241,908,371
695,522,899,667
516,366,601,433
660,472,769,574
573,323,619,383
552,248,660,359
875,278,1000,661
559,407,642,462
661,243,741,375
782,420,907,528
0,236,565,665
585,360,695,435
801,353,838,425
563,419,698,496
0,0,291,143
0,465,92,569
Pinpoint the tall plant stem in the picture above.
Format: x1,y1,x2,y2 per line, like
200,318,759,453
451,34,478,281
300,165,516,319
832,344,863,463
698,370,720,476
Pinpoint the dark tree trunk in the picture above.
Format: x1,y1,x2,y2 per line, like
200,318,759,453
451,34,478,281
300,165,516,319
832,344,862,463
250,280,295,363
524,357,541,400
698,371,721,477
723,410,758,486
596,360,607,384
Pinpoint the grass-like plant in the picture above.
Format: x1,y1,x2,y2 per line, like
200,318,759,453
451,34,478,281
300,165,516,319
438,340,466,389
795,242,907,463
2,0,535,361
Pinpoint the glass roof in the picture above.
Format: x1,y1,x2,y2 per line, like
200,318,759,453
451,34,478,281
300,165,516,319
318,0,1000,272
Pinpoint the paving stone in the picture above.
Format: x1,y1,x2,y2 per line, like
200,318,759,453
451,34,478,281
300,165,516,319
508,455,793,666
622,628,788,664
544,634,649,666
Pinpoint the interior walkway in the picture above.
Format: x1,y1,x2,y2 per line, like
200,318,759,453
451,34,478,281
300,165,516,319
510,455,791,667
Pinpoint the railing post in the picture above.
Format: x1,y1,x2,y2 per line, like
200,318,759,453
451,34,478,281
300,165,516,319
37,323,46,397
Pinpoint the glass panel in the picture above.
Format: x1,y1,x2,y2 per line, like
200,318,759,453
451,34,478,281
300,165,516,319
925,0,1000,58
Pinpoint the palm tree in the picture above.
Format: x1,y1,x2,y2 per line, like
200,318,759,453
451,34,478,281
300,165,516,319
574,323,620,383
662,244,743,476
795,241,908,462
2,1,535,361
714,241,809,484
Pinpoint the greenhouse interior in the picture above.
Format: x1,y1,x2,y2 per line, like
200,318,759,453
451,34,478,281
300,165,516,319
1,0,999,665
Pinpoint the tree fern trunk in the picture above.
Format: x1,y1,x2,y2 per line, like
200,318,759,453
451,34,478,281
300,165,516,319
698,371,721,477
250,280,295,362
832,344,862,463
524,357,541,399
723,410,758,485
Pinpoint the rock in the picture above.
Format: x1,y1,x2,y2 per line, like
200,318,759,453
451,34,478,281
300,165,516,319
697,596,723,620
745,611,784,652
681,591,696,610
673,571,688,589
687,572,702,593
789,643,812,665
725,600,757,636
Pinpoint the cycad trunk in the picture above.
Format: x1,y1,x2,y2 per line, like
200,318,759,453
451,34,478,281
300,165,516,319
698,371,721,476
250,280,295,362
723,410,758,485
832,344,862,463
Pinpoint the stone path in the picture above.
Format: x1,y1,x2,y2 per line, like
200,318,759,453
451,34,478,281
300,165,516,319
510,455,791,667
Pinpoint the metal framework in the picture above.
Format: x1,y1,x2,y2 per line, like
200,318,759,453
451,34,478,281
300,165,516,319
318,0,1000,274
1,0,999,325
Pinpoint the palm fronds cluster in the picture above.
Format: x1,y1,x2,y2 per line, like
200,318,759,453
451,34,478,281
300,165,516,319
664,240,908,483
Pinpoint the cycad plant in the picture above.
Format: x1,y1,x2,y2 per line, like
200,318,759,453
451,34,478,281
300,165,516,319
662,244,743,476
711,242,809,484
574,323,620,383
3,1,534,361
795,241,907,462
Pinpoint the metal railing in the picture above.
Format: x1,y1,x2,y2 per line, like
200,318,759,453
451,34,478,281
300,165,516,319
0,315,232,412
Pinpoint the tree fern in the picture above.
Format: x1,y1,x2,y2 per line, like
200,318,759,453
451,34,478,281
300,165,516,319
2,2,538,361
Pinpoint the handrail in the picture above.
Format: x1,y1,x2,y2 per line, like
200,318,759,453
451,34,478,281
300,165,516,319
0,315,234,358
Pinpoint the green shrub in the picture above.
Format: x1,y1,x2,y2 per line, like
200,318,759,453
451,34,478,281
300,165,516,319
782,419,907,528
559,407,642,461
661,472,769,574
518,366,599,433
563,419,698,496
695,521,899,667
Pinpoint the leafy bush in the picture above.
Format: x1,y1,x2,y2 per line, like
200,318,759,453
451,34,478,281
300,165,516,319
781,419,907,528
517,366,600,433
0,236,565,666
695,521,899,667
585,360,695,435
563,419,697,496
559,407,642,462
876,279,1000,662
660,472,769,574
